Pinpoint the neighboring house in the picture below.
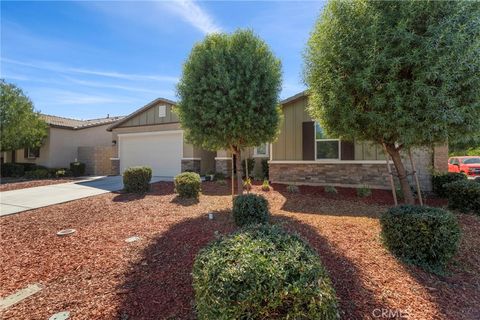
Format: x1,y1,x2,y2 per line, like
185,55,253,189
3,114,122,174
107,98,216,177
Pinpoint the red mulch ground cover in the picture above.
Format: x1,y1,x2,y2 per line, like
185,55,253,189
0,182,478,320
0,178,77,192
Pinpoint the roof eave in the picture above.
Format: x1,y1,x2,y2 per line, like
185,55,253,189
280,90,308,106
107,97,177,131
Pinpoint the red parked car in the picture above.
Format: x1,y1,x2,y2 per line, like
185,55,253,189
448,156,480,178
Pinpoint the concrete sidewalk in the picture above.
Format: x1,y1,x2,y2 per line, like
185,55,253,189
0,176,170,217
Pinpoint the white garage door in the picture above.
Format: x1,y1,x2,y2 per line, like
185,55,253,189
119,131,183,177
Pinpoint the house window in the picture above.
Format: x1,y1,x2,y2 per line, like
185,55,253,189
315,123,340,160
158,105,166,117
254,143,269,157
27,147,40,159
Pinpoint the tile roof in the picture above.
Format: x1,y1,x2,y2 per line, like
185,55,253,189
40,114,124,130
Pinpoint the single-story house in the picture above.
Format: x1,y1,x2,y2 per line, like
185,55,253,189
108,92,447,191
2,114,122,174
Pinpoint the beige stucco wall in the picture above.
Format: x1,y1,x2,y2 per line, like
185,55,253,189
46,125,113,168
12,128,52,167
12,124,113,168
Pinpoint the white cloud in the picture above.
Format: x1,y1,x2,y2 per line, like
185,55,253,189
2,58,179,83
63,77,173,96
161,0,222,34
31,88,135,106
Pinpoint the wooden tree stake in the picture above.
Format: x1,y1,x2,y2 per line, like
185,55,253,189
408,148,424,206
382,143,398,206
245,157,249,194
231,154,235,200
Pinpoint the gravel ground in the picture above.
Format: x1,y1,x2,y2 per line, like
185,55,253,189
0,181,478,320
0,178,77,192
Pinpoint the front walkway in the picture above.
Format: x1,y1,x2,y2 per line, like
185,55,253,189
0,176,170,216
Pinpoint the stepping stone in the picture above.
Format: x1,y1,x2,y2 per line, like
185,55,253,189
0,283,42,310
125,236,140,243
49,311,70,320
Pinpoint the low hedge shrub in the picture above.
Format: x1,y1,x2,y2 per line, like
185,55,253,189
356,185,372,198
380,205,460,273
1,163,25,177
213,172,225,181
325,185,338,194
232,194,269,227
445,180,480,215
174,172,201,198
192,225,339,320
24,168,49,179
69,162,86,177
432,172,467,198
286,184,299,193
123,166,152,193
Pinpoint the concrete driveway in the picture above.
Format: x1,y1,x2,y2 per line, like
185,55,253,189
0,176,171,217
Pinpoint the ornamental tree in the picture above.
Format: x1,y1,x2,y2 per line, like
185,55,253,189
177,29,282,194
304,0,480,204
0,80,47,159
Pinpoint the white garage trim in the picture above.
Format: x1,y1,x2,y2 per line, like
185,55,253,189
118,130,184,160
117,130,183,138
118,130,184,176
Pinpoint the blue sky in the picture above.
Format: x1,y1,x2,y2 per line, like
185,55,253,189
1,0,325,119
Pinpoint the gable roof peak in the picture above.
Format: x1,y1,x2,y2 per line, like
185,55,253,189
107,97,177,131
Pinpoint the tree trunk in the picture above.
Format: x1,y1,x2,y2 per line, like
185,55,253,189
234,149,243,195
11,150,16,163
385,144,415,205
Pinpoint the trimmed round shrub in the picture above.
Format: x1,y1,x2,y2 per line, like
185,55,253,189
192,225,339,320
174,172,201,198
380,205,461,273
233,194,269,227
432,172,467,198
445,179,480,215
70,162,86,177
123,166,152,193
